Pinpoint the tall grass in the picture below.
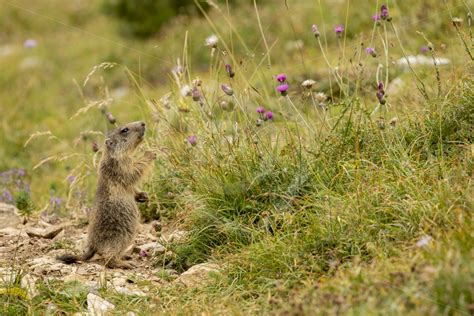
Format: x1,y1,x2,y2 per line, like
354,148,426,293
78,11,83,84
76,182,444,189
1,0,473,314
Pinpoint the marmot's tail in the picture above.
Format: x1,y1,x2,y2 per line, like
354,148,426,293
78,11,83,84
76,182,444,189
57,248,95,264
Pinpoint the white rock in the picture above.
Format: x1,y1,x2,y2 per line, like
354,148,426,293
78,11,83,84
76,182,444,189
87,293,115,316
115,286,147,297
0,267,18,284
29,257,74,276
135,242,166,255
0,227,27,237
162,230,188,243
0,202,22,229
20,274,38,298
416,235,433,248
176,263,220,287
26,225,63,239
396,55,450,69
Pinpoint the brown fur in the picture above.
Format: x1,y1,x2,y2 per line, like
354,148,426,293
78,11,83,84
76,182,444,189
57,121,155,269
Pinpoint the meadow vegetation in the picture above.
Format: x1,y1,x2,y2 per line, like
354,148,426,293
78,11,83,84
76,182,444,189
1,0,473,314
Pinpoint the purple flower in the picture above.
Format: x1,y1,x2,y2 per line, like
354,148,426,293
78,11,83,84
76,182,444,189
191,87,202,102
50,196,62,210
139,249,149,257
420,46,429,54
67,175,76,184
377,82,386,105
372,14,381,22
17,169,26,177
276,74,287,83
225,64,235,78
23,39,37,49
256,106,266,114
277,83,289,96
365,47,377,57
187,135,197,146
221,84,234,96
381,4,390,20
265,111,274,120
311,24,320,38
334,25,344,37
2,189,13,203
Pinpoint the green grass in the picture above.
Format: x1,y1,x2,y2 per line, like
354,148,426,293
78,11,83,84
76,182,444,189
1,0,473,314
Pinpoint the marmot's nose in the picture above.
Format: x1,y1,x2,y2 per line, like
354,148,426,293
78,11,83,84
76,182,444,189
140,121,146,127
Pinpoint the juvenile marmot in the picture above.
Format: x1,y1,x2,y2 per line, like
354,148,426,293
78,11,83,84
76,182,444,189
58,121,155,269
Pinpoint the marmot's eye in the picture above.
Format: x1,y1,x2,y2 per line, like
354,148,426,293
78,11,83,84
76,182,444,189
120,127,129,134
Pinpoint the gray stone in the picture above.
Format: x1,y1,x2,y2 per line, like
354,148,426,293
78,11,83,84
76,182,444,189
26,225,63,239
20,274,38,299
162,230,188,243
135,242,166,256
175,263,220,287
87,293,115,316
0,202,22,229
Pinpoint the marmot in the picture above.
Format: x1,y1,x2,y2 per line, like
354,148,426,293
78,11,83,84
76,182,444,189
58,121,155,269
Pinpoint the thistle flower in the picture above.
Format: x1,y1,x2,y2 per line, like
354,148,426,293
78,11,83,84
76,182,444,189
380,4,390,21
139,249,149,257
265,111,274,120
277,83,289,96
334,25,344,37
365,47,377,57
313,92,327,104
191,87,201,102
377,82,386,105
372,14,381,22
23,39,37,49
311,24,320,38
276,73,287,83
225,64,235,78
377,119,386,130
301,79,316,89
205,34,219,47
221,84,234,96
420,46,429,54
187,135,197,146
105,112,116,124
256,106,266,114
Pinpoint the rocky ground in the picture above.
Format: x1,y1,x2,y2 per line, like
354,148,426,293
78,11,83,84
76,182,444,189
0,202,220,314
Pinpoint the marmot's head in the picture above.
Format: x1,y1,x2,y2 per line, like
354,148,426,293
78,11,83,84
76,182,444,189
104,121,146,157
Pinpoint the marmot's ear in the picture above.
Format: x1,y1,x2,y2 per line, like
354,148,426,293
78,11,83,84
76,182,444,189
105,138,115,149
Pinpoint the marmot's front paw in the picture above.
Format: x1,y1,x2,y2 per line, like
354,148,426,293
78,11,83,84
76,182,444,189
144,150,157,161
135,191,149,203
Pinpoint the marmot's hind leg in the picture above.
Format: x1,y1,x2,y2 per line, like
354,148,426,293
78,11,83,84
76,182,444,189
105,257,135,269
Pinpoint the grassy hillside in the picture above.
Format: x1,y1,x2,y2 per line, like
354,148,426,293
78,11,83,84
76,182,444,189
1,0,473,314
